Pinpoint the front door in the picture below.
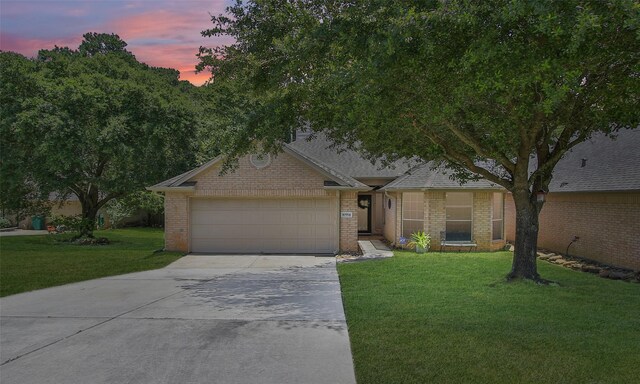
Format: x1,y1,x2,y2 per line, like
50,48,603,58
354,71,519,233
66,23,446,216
357,195,372,233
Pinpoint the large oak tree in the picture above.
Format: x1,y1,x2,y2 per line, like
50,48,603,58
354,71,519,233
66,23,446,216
198,1,639,281
1,33,201,237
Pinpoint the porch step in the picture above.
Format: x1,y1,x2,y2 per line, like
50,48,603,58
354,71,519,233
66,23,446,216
358,240,394,258
370,240,391,251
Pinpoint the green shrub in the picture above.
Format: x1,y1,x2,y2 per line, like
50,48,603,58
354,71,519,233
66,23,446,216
0,216,12,228
49,215,92,233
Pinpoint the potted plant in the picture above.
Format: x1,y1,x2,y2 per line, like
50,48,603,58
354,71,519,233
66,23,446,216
408,231,431,253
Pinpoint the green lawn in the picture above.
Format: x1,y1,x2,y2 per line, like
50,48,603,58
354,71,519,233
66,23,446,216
0,228,183,297
338,251,640,384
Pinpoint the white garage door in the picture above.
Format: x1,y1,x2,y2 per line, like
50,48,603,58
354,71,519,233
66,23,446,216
190,198,338,254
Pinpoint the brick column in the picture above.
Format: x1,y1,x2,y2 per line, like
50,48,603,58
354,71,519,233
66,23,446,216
473,192,492,250
340,191,358,252
395,192,403,244
425,191,446,248
165,192,189,252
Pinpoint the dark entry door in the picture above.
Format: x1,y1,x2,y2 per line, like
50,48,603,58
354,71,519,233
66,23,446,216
357,195,372,233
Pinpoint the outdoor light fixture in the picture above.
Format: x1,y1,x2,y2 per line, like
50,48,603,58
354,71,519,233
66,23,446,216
536,190,547,203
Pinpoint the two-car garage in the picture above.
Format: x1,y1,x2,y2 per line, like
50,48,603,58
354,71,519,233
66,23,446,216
189,198,338,254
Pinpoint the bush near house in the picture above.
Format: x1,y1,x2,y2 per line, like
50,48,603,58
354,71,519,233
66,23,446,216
0,228,183,297
338,251,640,384
0,217,11,228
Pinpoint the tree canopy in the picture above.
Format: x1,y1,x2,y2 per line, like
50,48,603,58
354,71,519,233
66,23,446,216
1,33,204,236
199,1,640,280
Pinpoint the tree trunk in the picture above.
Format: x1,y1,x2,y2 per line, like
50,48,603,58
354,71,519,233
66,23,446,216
507,190,543,282
78,199,99,238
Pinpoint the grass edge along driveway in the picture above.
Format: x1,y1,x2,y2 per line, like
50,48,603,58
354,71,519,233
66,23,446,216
0,228,183,297
338,251,640,384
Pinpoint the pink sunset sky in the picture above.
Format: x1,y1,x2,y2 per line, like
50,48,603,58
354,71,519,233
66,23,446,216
0,0,234,85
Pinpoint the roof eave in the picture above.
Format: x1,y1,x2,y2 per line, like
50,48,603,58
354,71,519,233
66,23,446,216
170,156,223,187
381,186,505,192
324,186,373,191
146,186,195,193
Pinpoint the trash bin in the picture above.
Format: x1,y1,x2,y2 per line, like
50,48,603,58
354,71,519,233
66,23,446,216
31,215,44,230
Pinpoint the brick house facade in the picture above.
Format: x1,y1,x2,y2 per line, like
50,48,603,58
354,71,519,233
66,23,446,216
152,135,506,254
506,192,640,271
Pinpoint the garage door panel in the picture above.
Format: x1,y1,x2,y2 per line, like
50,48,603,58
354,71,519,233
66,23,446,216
280,211,298,224
192,225,243,239
296,212,313,224
315,211,333,225
190,198,337,253
315,226,333,238
297,226,314,238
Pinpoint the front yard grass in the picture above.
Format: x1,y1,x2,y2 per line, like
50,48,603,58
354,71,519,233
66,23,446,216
338,251,640,384
0,228,183,297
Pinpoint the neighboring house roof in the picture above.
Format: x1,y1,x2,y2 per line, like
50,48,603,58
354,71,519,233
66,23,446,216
381,162,503,191
548,128,640,193
288,134,413,178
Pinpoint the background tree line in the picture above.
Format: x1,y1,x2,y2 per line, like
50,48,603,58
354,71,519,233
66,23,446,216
0,33,220,237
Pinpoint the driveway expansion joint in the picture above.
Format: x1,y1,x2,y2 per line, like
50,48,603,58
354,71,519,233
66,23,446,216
0,288,184,366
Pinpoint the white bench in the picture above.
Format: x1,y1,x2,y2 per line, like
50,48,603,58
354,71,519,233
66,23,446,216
439,231,477,252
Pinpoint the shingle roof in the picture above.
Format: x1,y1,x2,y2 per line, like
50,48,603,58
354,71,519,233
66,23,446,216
283,145,369,189
287,134,413,178
149,128,639,193
548,128,640,192
382,128,640,192
381,162,503,190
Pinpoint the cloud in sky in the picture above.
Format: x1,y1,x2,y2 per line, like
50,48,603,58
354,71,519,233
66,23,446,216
0,0,233,85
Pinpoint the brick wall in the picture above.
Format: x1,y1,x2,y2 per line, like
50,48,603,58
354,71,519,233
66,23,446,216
195,153,331,197
340,191,358,252
388,190,505,252
505,192,640,271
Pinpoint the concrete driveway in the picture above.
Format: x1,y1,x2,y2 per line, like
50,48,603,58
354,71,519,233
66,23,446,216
0,255,356,384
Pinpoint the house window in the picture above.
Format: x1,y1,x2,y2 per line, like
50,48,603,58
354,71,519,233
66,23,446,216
492,192,504,240
402,192,424,238
445,192,472,241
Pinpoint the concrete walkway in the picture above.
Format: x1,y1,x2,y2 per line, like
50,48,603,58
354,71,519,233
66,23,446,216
0,229,48,237
0,255,356,384
357,240,394,259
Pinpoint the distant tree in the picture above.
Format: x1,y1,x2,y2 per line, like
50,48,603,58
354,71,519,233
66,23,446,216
199,1,640,281
1,33,202,237
78,32,128,56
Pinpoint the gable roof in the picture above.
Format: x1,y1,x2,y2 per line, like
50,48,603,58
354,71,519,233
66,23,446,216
381,162,503,191
288,134,413,179
147,148,370,192
548,128,640,193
